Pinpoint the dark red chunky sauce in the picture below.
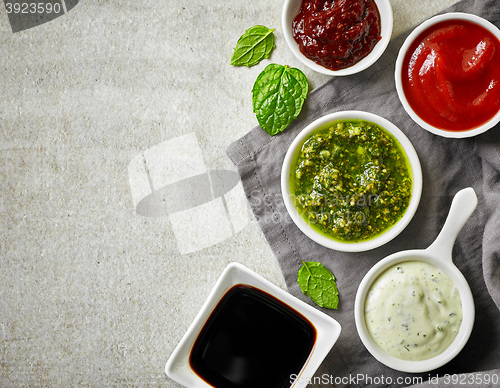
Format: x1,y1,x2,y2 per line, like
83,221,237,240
292,0,382,71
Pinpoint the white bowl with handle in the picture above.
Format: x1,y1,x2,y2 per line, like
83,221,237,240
355,187,477,372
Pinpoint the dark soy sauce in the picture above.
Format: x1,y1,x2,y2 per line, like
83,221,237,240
189,284,317,388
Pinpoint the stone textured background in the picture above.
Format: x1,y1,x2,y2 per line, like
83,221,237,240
0,0,457,386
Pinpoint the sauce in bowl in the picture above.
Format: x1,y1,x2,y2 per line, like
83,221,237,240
190,284,316,388
291,119,412,242
292,0,382,71
401,19,500,131
364,261,463,361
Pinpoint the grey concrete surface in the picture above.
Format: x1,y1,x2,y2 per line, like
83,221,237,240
0,0,458,386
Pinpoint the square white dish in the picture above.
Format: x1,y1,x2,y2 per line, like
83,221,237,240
165,262,341,387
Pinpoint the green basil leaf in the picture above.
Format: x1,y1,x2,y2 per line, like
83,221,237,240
252,64,308,136
298,261,339,309
231,25,275,67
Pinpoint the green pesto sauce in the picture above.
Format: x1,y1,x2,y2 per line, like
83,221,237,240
291,119,412,242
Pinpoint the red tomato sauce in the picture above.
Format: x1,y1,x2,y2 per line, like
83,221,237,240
402,20,500,131
292,0,382,71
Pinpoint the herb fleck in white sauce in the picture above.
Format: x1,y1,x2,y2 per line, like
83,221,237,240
364,261,463,361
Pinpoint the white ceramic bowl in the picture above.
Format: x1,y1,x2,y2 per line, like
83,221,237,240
354,187,477,372
165,262,341,388
281,111,422,252
282,0,393,76
395,12,500,138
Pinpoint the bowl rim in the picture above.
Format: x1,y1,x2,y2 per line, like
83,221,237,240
281,110,422,252
395,12,500,138
165,262,342,388
282,0,393,76
354,250,475,372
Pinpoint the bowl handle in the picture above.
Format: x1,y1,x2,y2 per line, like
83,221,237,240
426,187,478,260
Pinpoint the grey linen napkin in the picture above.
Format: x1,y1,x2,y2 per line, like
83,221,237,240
227,0,500,387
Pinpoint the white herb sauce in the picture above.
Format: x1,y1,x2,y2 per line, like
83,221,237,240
364,261,463,361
